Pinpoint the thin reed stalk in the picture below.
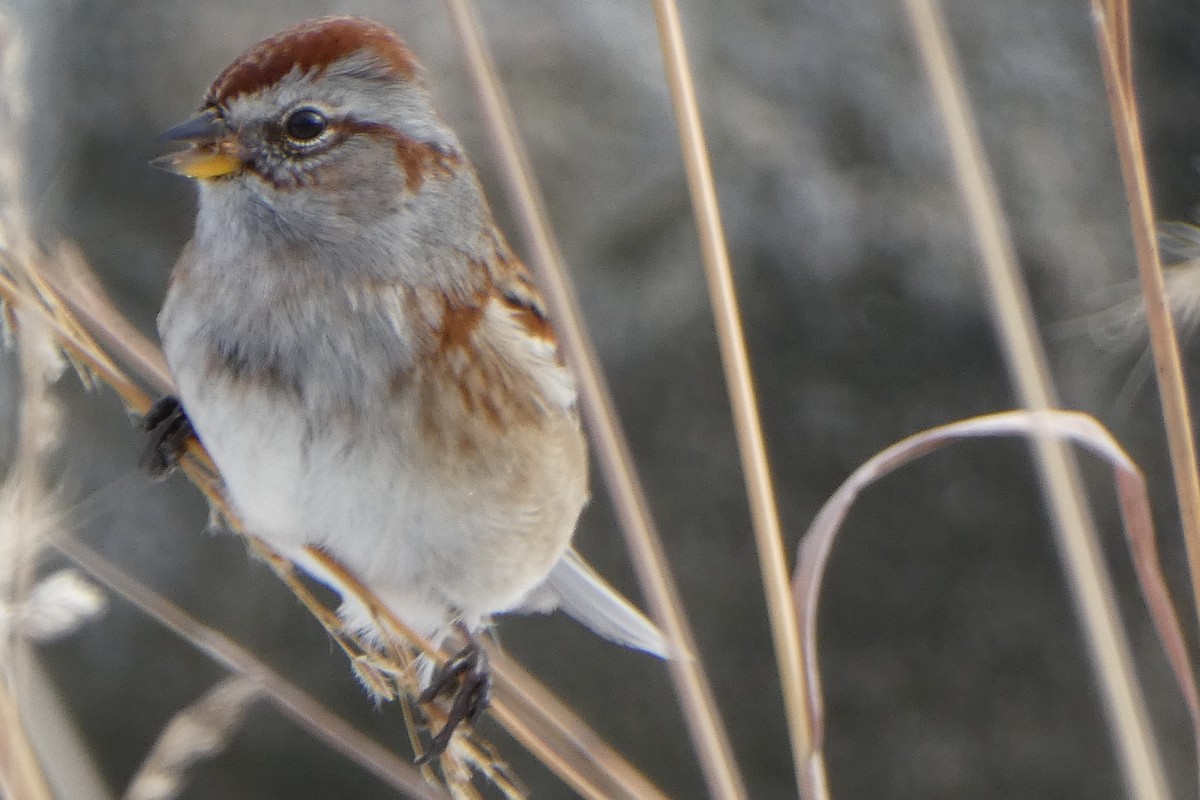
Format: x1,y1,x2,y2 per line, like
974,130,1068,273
1089,0,1200,634
901,0,1170,798
441,1,748,798
647,2,817,797
12,647,113,800
0,675,53,800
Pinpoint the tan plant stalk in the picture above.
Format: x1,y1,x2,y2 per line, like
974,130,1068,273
0,676,53,800
647,1,816,797
901,0,1170,797
11,646,113,800
1089,0,1200,632
441,2,748,797
0,319,89,800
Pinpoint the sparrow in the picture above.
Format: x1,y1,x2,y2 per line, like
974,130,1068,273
144,15,665,756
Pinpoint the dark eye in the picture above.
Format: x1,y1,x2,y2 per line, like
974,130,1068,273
284,108,327,142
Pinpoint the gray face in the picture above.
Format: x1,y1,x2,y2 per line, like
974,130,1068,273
199,54,454,236
218,53,443,179
186,53,494,293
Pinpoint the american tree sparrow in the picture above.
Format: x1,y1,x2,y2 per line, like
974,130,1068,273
144,16,665,756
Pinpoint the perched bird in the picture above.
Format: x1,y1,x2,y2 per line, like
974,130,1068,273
145,15,665,754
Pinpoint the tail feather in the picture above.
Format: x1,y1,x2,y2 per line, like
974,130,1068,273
540,549,671,659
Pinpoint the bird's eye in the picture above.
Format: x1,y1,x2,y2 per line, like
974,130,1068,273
284,108,328,142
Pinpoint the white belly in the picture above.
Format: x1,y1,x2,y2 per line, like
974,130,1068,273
174,366,588,638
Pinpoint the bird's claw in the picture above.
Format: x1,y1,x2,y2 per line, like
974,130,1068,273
140,395,195,478
415,641,491,764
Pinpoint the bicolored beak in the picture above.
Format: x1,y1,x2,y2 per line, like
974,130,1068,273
152,109,245,179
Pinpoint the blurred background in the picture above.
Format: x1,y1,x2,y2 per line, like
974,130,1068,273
3,0,1200,797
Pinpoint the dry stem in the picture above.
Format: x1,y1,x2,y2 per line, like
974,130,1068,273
902,0,1171,796
1090,0,1200,658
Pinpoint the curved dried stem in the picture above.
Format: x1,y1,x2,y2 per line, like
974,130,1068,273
793,411,1200,797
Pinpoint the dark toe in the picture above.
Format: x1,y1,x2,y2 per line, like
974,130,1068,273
414,641,492,763
140,395,196,478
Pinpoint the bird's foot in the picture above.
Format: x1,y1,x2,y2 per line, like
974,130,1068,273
415,637,491,764
140,395,195,478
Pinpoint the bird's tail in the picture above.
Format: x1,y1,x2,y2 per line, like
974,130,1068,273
537,548,674,659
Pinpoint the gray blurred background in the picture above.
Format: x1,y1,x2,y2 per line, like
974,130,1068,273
3,0,1200,797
